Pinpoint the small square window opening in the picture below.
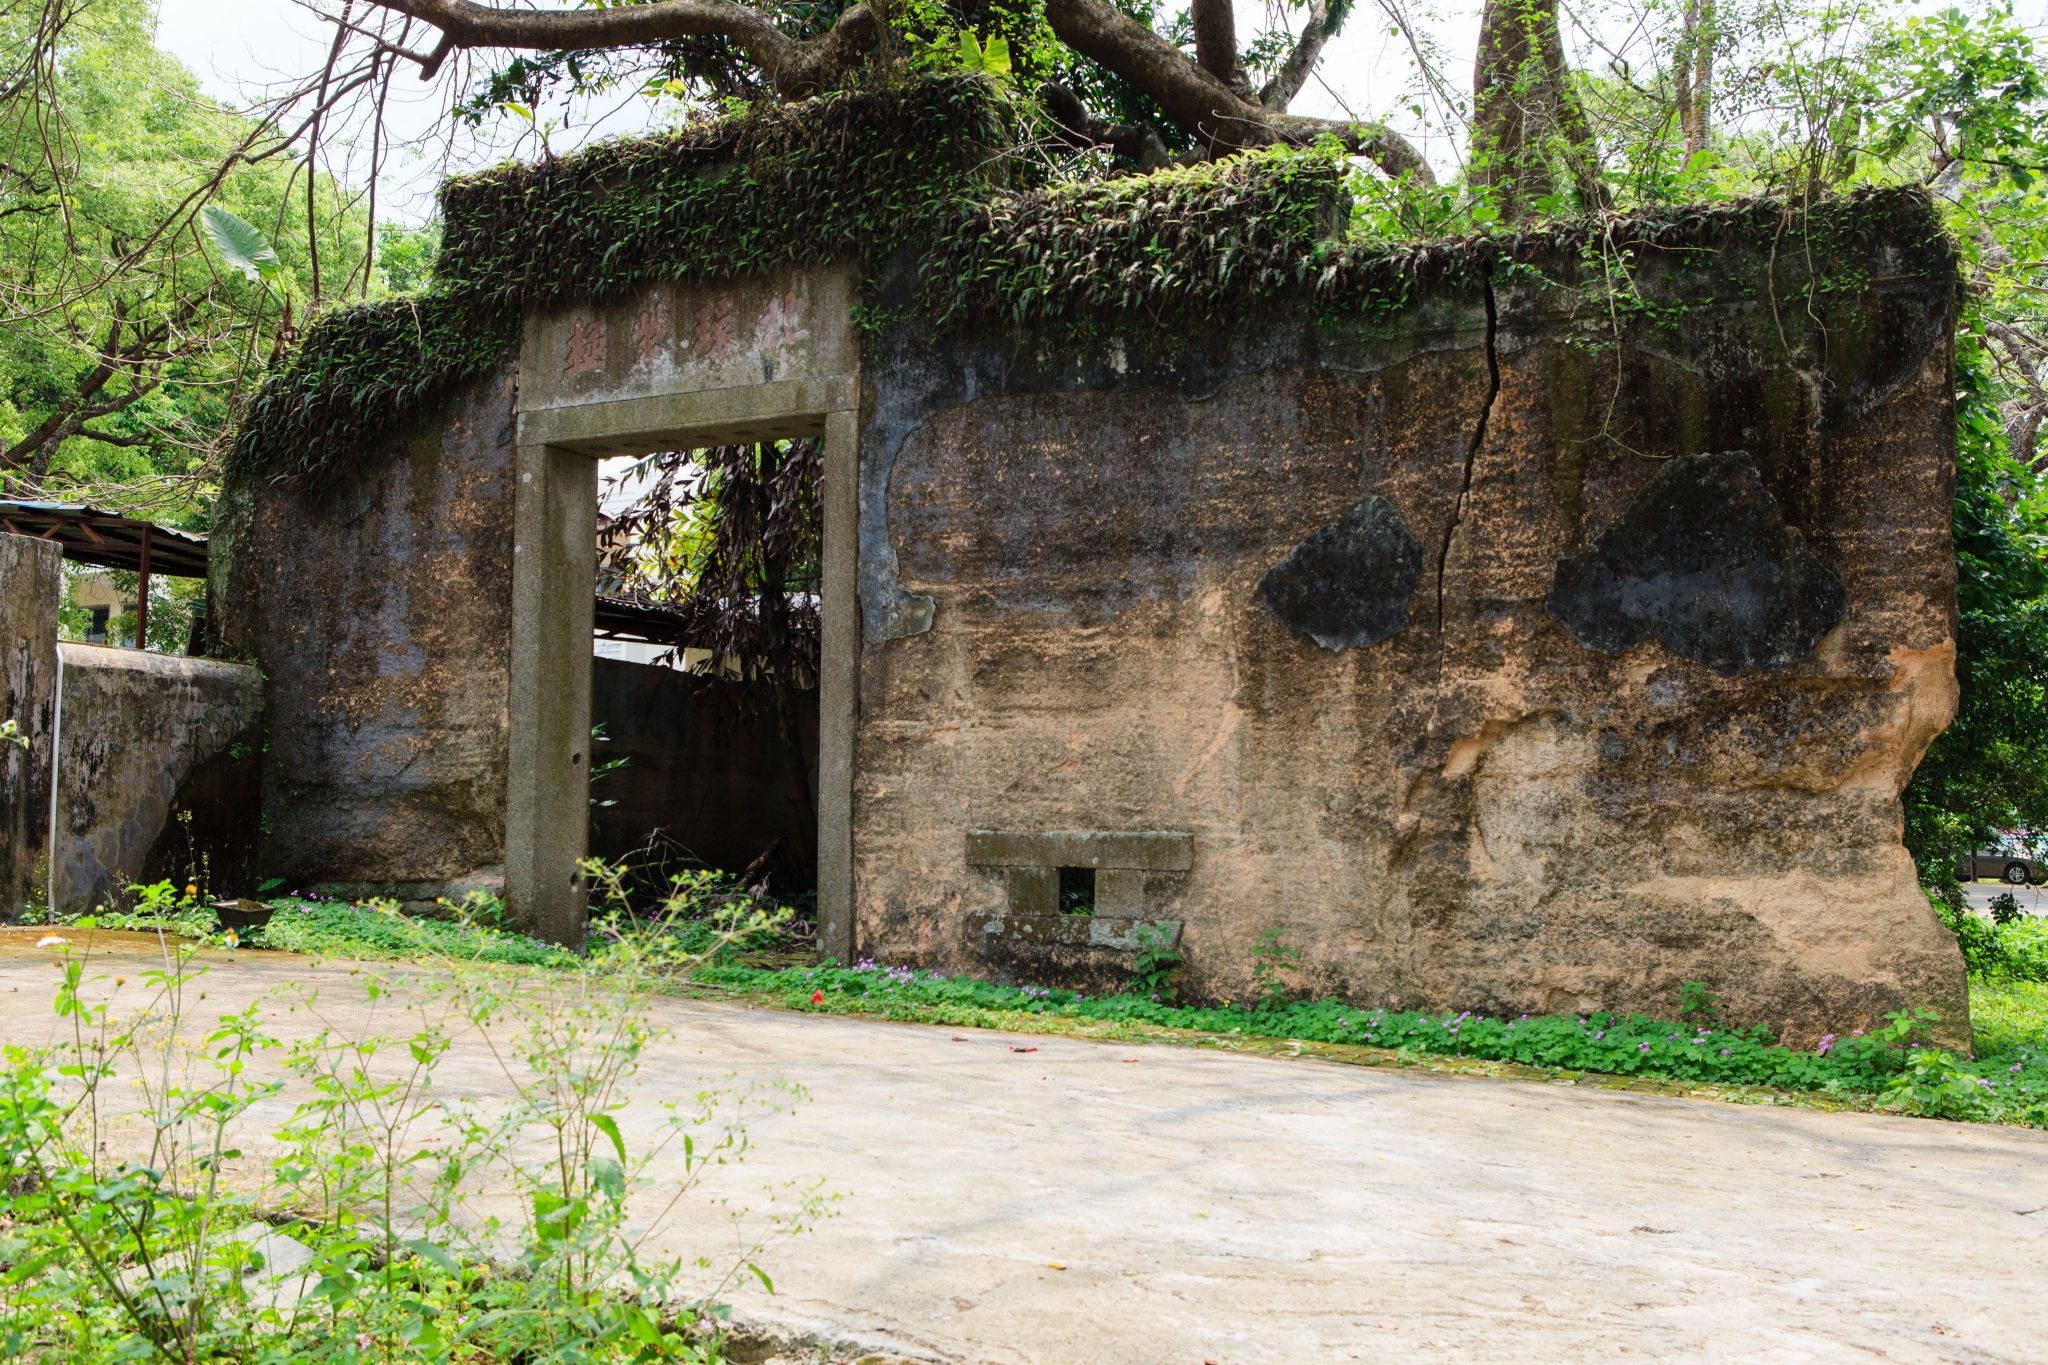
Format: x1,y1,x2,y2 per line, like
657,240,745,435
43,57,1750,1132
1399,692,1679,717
1057,866,1095,916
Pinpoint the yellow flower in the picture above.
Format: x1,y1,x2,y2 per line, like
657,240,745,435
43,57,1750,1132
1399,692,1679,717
184,883,199,897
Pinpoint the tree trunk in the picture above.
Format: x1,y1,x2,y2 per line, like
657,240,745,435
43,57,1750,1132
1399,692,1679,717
1471,0,1604,220
1672,0,1715,157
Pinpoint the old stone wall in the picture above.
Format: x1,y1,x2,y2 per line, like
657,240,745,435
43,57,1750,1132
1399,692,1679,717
853,229,1965,1042
50,644,262,913
209,175,1965,1042
0,534,60,918
213,368,519,894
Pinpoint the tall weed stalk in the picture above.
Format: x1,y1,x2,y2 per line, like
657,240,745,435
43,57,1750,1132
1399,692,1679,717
0,870,822,1363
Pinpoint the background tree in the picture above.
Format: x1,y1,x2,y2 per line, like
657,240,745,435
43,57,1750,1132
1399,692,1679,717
0,0,371,517
1470,0,1604,218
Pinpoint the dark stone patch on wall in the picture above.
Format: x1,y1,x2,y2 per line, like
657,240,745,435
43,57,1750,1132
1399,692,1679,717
1547,450,1847,676
1256,495,1423,650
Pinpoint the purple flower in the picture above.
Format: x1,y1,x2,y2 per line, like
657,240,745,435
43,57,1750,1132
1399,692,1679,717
1638,1042,1651,1052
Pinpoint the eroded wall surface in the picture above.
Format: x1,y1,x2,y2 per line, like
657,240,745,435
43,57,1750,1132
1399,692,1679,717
50,643,262,913
854,234,1965,1041
212,203,1965,1039
214,369,518,893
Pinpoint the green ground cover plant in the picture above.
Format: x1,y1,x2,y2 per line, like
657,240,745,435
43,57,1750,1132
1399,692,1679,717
1936,899,2048,982
1968,977,2048,1060
25,883,579,968
695,960,2048,1127
260,895,579,968
1,883,816,1363
26,875,2048,1129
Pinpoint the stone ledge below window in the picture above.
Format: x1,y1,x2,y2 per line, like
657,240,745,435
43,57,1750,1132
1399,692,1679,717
966,912,1184,952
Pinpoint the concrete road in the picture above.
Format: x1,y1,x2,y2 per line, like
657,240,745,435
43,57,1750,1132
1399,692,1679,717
4,929,2046,1364
1963,879,2048,917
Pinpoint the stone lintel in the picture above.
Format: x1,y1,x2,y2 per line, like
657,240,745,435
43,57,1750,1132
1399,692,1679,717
966,829,1193,872
517,375,853,455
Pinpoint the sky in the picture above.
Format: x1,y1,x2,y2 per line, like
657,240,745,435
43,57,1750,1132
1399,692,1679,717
152,0,2046,225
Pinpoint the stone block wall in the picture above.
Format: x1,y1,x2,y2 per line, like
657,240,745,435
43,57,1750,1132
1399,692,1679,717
50,644,262,912
211,192,1967,1042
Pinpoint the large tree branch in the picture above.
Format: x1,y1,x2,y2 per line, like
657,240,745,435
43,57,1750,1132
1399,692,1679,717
1040,82,1171,170
1268,112,1432,181
1,298,182,475
360,0,878,97
65,426,153,449
1045,0,1253,147
1044,0,1432,181
1261,0,1349,112
1190,0,1254,101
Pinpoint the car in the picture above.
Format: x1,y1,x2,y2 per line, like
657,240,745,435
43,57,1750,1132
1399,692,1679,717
1957,845,2048,885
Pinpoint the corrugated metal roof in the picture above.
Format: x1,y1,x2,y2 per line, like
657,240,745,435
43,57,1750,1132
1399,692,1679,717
0,500,209,577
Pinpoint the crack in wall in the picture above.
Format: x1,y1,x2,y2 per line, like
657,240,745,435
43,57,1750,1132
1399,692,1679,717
1435,271,1501,638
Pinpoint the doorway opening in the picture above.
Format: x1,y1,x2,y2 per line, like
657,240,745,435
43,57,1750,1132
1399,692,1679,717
587,438,822,918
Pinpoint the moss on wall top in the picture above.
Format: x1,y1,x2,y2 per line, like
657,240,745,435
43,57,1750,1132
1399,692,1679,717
434,78,1007,310
226,75,1956,494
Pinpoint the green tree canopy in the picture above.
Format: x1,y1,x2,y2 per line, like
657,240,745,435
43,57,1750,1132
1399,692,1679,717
0,0,369,520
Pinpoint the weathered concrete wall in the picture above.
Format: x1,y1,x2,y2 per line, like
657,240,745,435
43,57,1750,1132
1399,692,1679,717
50,644,262,912
212,202,1963,1040
213,368,518,894
0,534,60,919
853,234,1965,1042
589,659,817,886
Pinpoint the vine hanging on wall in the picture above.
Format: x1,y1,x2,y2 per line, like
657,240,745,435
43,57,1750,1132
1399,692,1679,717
225,73,1956,497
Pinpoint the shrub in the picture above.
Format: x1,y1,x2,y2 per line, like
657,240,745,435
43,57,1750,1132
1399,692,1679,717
1937,899,2048,981
0,879,818,1362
